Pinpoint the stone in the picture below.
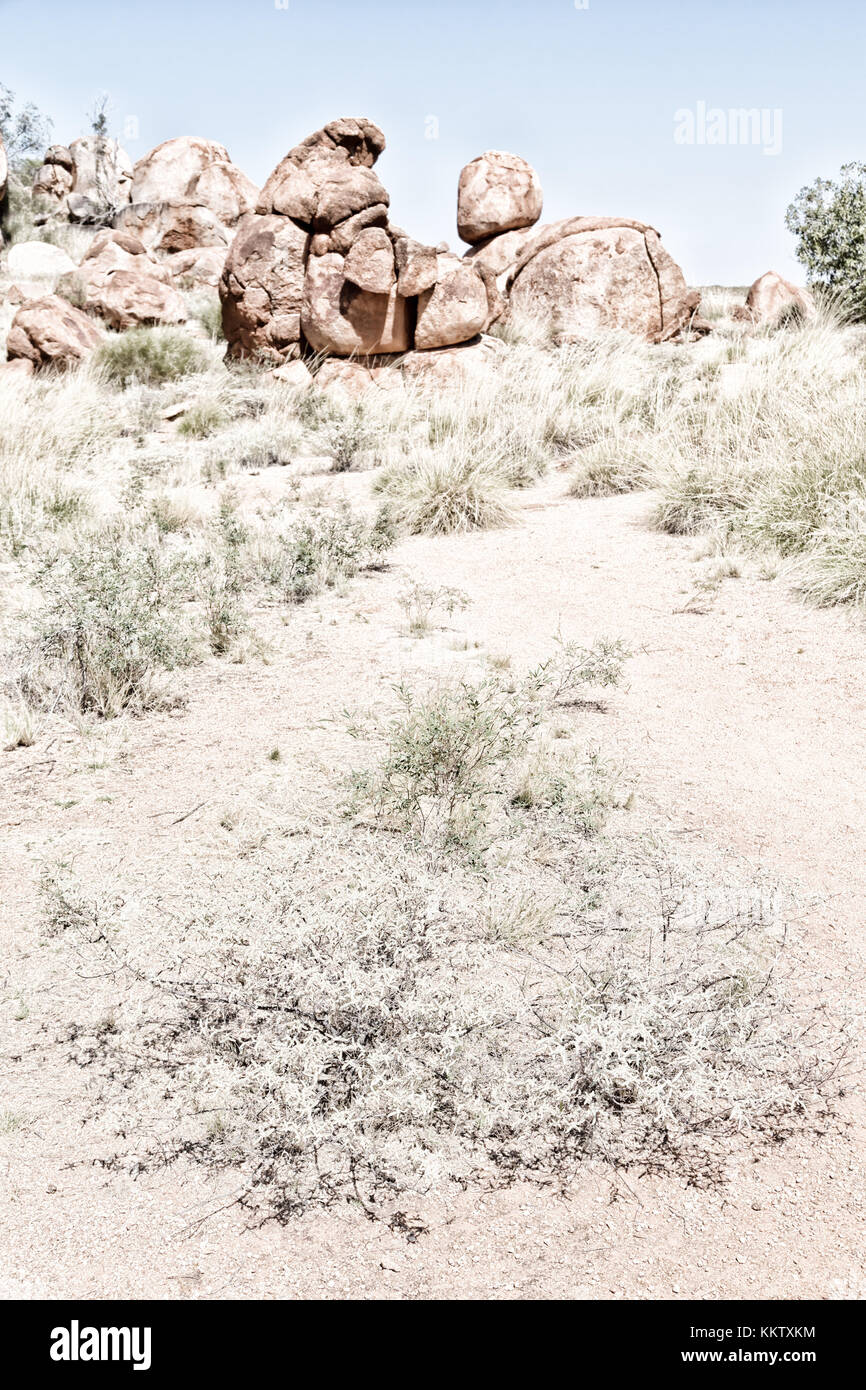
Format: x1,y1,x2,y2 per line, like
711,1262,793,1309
219,211,309,361
301,251,410,356
400,334,507,389
7,242,77,280
343,227,395,293
463,225,545,277
166,246,226,288
257,118,387,228
393,235,439,296
269,359,313,388
457,150,543,244
86,269,188,330
5,294,103,369
507,216,700,342
738,270,814,324
414,256,496,350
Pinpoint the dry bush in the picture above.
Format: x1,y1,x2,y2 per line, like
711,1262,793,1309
46,823,849,1225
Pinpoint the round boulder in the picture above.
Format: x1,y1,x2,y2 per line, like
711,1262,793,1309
5,294,103,369
507,217,700,343
457,150,542,245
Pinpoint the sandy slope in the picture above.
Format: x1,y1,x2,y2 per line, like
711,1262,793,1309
1,477,864,1300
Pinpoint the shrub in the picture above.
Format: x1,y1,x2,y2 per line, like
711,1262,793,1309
785,163,866,314
95,329,212,388
377,448,514,535
250,501,394,604
48,831,848,1222
20,528,198,716
177,399,227,439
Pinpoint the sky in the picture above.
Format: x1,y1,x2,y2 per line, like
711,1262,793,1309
2,0,864,285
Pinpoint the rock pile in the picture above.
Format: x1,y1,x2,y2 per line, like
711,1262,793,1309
32,137,133,222
220,118,500,362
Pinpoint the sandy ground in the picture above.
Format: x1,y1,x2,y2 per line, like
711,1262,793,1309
1,476,864,1300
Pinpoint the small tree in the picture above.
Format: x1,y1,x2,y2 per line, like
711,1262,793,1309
785,162,866,313
0,83,53,174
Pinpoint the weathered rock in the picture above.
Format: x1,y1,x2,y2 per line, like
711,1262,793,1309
301,251,410,356
0,356,35,380
737,270,814,324
257,118,387,229
400,334,507,389
220,211,309,361
314,357,405,398
57,229,173,313
32,136,133,216
269,359,313,388
343,227,395,293
507,217,699,342
7,241,77,280
457,151,543,245
324,204,389,254
32,160,74,207
463,224,546,277
86,269,188,330
414,255,497,350
393,235,439,296
117,138,258,251
5,294,103,369
166,245,226,288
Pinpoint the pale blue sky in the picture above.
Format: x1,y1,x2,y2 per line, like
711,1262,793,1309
2,0,863,284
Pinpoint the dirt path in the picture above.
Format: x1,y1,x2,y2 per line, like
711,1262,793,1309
2,477,864,1299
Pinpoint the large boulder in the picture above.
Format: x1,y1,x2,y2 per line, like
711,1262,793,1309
737,270,814,325
7,241,77,280
301,251,410,356
5,294,103,369
220,211,309,361
415,255,499,350
166,245,226,288
506,217,700,342
457,151,543,245
86,269,188,330
119,137,258,252
463,224,546,278
257,117,386,223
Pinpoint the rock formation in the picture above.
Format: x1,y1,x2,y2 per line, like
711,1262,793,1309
5,294,103,369
220,118,499,362
32,137,133,220
117,137,258,254
457,151,543,245
505,217,700,343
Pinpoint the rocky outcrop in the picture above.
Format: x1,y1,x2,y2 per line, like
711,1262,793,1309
5,294,103,369
457,151,543,245
221,118,498,361
506,217,700,343
32,137,133,220
112,137,257,253
86,269,187,330
55,230,188,329
735,270,814,325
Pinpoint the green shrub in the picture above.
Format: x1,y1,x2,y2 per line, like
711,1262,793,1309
95,329,211,388
23,529,198,716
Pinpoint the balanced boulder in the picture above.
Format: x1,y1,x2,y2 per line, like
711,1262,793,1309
507,217,699,343
5,294,103,369
457,151,543,245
